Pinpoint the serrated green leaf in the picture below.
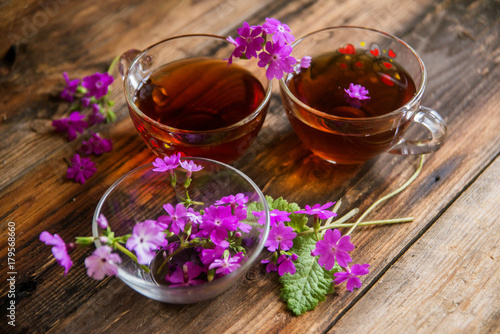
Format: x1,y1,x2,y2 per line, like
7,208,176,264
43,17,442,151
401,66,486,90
265,196,309,232
279,234,341,315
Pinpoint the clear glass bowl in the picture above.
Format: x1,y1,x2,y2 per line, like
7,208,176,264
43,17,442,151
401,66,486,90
92,157,270,303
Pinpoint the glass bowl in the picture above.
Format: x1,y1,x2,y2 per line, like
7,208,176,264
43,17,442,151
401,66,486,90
92,157,270,303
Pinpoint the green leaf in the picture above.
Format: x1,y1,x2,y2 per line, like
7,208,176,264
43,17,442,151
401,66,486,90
266,196,309,232
279,234,341,315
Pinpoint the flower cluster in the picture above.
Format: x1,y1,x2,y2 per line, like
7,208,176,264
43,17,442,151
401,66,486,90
227,18,311,80
253,200,369,292
52,71,116,184
40,153,258,286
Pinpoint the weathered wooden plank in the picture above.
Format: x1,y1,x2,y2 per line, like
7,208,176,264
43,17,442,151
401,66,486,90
0,0,499,333
330,157,500,334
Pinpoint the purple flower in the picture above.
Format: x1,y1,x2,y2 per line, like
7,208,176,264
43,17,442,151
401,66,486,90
253,209,291,226
152,153,181,173
52,111,88,141
60,72,80,101
84,246,122,280
82,72,114,99
333,263,370,292
78,132,113,156
126,220,167,265
311,229,355,270
300,56,312,68
96,214,108,229
66,153,97,184
87,108,105,126
158,203,188,234
214,193,249,207
179,160,203,178
277,253,298,276
186,207,202,225
344,83,370,100
209,252,244,276
258,41,297,80
234,22,265,59
262,18,295,47
295,202,337,220
39,231,73,275
81,97,91,108
265,222,297,252
166,262,204,287
261,258,278,273
200,205,238,248
200,246,225,265
225,36,245,65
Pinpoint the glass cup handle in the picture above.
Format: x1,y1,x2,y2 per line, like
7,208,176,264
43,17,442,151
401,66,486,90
389,106,447,155
117,49,141,80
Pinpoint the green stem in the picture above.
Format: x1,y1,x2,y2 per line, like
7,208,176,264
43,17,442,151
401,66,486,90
298,217,413,236
156,243,188,275
346,155,425,236
114,242,150,273
107,54,121,75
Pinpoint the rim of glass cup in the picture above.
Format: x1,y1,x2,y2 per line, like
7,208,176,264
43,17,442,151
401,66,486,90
124,34,273,135
92,157,270,293
279,26,427,122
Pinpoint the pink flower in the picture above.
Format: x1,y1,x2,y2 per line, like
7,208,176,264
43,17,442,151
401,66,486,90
78,132,112,156
344,83,370,100
200,205,238,248
87,108,106,126
84,246,122,280
158,203,188,234
277,253,298,276
126,220,166,265
60,72,80,101
82,72,114,99
234,22,265,59
52,111,88,141
311,229,354,269
300,56,312,68
214,193,249,207
265,222,297,252
333,263,370,292
66,154,97,184
295,202,337,220
166,262,204,287
209,252,244,276
261,258,278,273
262,18,295,46
253,209,291,226
200,246,225,265
39,231,73,275
258,41,297,80
179,160,203,178
96,214,108,229
152,153,181,173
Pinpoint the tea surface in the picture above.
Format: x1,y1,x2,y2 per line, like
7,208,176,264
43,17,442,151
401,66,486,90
134,57,265,131
282,50,417,164
286,50,416,118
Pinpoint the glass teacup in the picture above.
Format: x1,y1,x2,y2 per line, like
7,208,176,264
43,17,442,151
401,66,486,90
279,26,447,165
119,34,272,163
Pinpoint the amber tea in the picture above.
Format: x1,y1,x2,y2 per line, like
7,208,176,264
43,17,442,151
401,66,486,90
131,57,267,162
282,48,417,164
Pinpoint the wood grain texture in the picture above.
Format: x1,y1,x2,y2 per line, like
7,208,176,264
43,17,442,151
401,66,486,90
0,0,499,333
331,157,500,334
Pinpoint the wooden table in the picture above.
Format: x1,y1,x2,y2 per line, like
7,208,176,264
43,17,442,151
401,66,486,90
1,0,499,333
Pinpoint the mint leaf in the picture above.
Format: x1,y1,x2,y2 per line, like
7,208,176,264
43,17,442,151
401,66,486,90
279,234,341,315
266,196,309,232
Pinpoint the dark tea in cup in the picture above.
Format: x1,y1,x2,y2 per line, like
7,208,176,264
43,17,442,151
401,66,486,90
121,35,271,163
279,27,447,165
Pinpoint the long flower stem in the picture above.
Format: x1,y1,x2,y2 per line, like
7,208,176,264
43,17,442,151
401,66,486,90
346,155,425,236
114,242,150,273
298,217,413,236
